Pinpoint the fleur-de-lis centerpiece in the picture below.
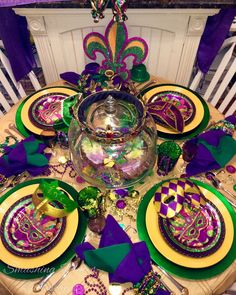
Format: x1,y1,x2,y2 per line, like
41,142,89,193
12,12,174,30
83,19,148,80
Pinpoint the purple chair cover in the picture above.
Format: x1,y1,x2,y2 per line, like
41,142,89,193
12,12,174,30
197,8,236,74
0,8,36,81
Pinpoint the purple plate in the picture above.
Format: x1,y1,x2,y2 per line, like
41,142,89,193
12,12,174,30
159,199,225,258
29,93,67,129
147,91,196,126
0,195,66,257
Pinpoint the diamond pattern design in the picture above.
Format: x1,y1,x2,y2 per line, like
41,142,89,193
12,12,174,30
154,178,205,218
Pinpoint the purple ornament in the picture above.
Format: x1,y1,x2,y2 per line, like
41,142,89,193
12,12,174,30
205,171,215,180
114,188,129,198
72,284,85,295
226,165,236,174
116,199,127,209
76,175,85,184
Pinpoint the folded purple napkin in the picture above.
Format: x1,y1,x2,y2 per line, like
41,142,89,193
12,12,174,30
147,100,184,132
76,215,150,284
76,215,170,294
60,72,81,86
0,135,51,177
185,115,236,177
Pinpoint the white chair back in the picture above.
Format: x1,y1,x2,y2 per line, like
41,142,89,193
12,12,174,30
190,36,236,116
0,48,41,117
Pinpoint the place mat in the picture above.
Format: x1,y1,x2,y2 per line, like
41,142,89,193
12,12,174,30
159,198,225,258
1,195,66,257
0,179,79,269
141,84,210,140
15,86,79,138
137,179,236,279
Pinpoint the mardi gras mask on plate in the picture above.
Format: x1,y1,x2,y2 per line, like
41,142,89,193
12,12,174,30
147,101,185,133
154,178,205,219
154,179,225,258
32,180,78,218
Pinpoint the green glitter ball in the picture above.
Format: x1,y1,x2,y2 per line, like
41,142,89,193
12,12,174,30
77,186,101,205
77,186,101,218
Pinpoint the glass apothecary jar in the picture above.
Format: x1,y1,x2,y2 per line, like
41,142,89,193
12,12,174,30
69,90,157,188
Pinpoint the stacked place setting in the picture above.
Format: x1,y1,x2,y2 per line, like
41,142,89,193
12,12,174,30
0,178,87,280
141,84,210,140
15,86,79,139
137,177,236,280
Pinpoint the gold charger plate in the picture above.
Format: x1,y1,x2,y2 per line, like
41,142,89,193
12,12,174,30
21,87,78,136
143,85,204,134
0,184,79,269
146,185,234,268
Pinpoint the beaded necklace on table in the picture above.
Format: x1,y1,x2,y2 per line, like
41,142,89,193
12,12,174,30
0,135,18,153
73,268,169,295
43,160,77,178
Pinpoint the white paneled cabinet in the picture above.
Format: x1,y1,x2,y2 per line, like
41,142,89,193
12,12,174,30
15,8,218,85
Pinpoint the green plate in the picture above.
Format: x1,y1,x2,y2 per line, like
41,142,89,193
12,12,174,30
15,86,79,138
15,98,31,138
137,179,236,280
0,178,87,280
141,84,210,140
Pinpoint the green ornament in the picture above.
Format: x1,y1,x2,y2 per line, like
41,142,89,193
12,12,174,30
77,186,102,218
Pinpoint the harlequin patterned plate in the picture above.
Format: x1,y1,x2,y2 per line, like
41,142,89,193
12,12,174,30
0,180,79,269
146,184,233,268
137,179,236,279
20,87,79,136
1,195,66,257
142,84,205,135
159,199,225,258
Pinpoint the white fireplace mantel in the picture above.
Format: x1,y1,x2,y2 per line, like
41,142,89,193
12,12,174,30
15,8,218,85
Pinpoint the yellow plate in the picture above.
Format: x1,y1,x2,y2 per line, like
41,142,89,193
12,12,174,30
0,184,79,269
21,87,79,136
146,186,234,268
143,85,204,134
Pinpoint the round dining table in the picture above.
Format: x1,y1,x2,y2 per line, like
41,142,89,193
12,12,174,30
0,78,235,295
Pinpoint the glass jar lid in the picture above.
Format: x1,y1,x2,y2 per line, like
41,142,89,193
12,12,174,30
77,91,145,143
